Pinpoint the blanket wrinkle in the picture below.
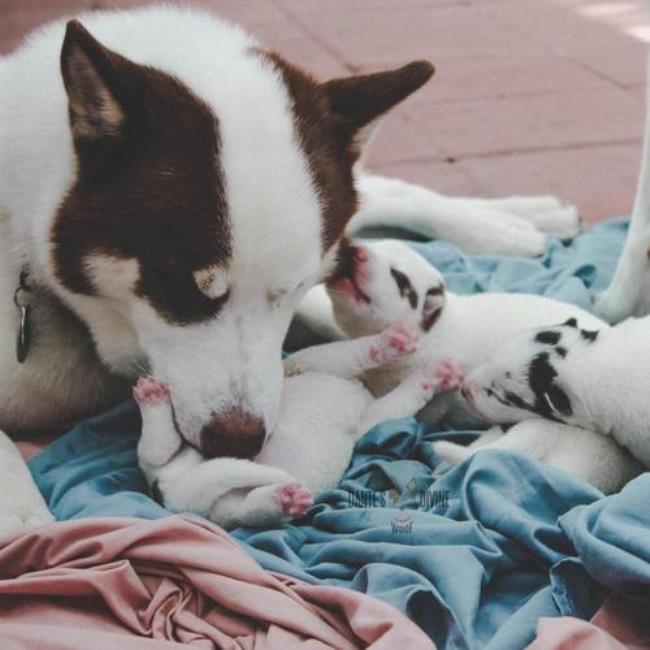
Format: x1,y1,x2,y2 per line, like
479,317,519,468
28,219,650,649
0,515,434,649
527,593,650,649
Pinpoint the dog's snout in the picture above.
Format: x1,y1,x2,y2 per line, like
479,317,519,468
200,411,266,459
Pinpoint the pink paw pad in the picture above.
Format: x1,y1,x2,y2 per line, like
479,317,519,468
133,376,170,406
275,483,313,517
373,323,418,362
434,359,463,392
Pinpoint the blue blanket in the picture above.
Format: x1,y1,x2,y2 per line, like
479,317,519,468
29,219,650,649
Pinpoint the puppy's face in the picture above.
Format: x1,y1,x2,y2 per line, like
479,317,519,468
462,318,598,425
326,240,446,338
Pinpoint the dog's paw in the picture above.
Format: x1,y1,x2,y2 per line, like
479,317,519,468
274,483,313,517
498,196,582,238
133,376,170,407
371,323,419,364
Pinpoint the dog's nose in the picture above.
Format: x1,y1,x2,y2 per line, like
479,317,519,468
200,411,266,459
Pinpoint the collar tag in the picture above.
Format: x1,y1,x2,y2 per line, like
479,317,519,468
14,267,33,364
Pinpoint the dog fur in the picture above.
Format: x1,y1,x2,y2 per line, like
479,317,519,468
434,420,642,494
462,317,650,470
596,64,650,323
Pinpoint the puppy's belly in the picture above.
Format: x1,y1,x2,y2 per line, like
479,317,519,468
256,373,372,493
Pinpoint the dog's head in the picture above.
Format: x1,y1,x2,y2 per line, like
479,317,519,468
50,18,433,458
326,240,446,337
462,318,600,425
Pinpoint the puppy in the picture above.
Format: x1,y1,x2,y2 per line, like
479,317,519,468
292,240,606,425
461,317,650,469
136,325,459,529
434,420,643,494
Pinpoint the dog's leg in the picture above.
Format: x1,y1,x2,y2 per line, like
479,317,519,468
463,196,580,238
133,377,182,468
0,431,53,537
596,56,650,322
352,174,548,256
284,322,418,378
212,482,313,528
433,420,553,466
358,359,462,434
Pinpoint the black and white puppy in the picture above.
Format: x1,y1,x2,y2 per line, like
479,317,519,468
460,316,650,472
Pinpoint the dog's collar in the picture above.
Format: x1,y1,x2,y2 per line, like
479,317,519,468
13,265,33,364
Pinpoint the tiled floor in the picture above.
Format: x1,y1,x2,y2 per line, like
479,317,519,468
1,0,648,223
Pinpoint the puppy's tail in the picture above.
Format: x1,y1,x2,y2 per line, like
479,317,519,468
433,440,473,466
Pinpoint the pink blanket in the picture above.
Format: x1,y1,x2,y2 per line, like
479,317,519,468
0,515,434,649
528,595,650,650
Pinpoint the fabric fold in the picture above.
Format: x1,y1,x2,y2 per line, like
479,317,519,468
0,515,434,649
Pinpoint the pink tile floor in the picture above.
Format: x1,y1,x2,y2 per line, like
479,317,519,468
1,0,648,223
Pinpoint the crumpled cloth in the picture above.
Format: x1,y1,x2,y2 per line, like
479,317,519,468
0,515,433,649
528,594,650,650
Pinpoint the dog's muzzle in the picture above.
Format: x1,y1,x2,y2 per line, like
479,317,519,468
200,410,266,459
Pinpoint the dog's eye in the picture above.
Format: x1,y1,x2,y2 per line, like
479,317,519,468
267,279,309,306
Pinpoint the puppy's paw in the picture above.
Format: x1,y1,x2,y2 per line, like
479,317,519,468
133,376,170,408
434,358,464,391
283,357,303,377
274,483,313,517
414,359,462,398
371,323,419,364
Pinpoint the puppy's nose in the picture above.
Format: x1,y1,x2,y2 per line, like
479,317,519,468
200,411,266,459
352,245,368,264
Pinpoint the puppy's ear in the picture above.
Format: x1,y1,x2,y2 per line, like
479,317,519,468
322,61,434,157
60,20,127,140
421,284,445,332
542,385,572,417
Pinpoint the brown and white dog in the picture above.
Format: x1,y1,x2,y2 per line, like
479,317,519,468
0,5,437,534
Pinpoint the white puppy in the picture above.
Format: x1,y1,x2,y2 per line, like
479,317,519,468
446,317,648,489
136,325,459,529
292,240,606,426
434,420,642,494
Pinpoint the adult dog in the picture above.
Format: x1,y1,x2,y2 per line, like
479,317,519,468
0,5,436,533
0,5,578,534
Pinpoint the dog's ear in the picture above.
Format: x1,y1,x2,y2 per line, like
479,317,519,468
60,20,127,140
322,61,434,156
